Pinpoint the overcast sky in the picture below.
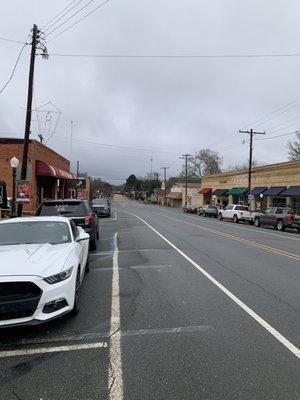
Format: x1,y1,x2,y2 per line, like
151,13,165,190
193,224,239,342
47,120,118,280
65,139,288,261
1,0,300,183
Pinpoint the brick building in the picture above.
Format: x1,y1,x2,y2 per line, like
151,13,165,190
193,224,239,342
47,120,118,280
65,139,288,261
197,160,300,212
0,138,76,213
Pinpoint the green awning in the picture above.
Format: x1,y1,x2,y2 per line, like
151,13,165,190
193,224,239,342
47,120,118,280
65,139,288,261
226,187,248,196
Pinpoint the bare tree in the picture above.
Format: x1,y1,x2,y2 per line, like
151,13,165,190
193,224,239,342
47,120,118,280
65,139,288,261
224,160,261,172
180,149,222,178
287,131,300,161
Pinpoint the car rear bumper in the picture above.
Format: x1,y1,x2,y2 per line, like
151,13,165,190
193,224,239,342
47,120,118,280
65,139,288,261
0,273,76,328
94,209,110,216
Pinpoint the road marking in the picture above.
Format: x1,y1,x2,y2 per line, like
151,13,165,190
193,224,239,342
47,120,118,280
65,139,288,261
91,264,172,271
0,342,107,359
90,251,115,256
4,325,212,347
177,211,300,242
108,232,124,399
158,213,300,262
129,212,300,360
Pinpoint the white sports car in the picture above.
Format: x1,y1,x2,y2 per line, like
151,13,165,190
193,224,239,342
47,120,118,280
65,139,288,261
0,216,90,327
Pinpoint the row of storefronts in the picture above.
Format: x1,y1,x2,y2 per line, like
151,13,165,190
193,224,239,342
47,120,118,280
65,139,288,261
166,160,300,213
0,138,89,213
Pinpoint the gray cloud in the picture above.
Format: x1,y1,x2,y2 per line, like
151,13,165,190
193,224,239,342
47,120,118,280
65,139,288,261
1,0,300,182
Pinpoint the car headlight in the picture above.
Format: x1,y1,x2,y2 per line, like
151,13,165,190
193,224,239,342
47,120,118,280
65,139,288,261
44,267,73,284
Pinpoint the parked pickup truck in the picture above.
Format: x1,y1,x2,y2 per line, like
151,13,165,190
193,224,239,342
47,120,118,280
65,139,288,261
218,204,253,223
252,207,300,232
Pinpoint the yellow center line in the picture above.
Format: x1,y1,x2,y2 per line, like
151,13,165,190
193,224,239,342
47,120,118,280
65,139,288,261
158,213,300,262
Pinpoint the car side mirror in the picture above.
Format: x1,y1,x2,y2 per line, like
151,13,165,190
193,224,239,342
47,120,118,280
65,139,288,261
76,230,90,242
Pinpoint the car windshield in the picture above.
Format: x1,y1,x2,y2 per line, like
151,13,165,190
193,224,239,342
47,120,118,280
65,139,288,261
38,201,86,216
0,221,71,246
92,199,108,206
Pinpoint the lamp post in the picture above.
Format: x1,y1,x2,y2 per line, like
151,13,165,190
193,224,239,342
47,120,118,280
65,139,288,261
10,157,19,218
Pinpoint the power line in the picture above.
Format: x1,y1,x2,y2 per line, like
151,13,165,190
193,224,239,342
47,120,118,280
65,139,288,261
241,98,300,130
255,130,298,141
266,121,300,135
42,0,83,30
43,0,87,32
0,43,28,94
45,51,300,59
263,115,300,133
0,36,28,45
51,136,181,155
47,0,111,42
46,0,108,38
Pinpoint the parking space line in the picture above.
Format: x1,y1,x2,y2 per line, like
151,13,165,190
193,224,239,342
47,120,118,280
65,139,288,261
3,325,213,348
0,342,107,358
108,232,124,399
129,212,300,360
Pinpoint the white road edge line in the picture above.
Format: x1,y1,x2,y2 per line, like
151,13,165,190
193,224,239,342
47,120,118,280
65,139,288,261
0,342,107,358
108,232,124,398
128,212,300,360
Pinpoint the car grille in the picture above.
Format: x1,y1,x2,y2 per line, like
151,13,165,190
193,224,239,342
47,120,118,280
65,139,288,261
0,282,42,321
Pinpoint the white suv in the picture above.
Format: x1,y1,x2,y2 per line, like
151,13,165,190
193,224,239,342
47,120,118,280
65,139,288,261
218,204,252,223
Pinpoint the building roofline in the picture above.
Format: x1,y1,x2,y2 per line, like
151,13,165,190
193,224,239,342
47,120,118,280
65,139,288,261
203,160,300,179
0,137,69,164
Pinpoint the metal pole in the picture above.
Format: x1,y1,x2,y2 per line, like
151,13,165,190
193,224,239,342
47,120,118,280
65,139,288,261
11,168,17,218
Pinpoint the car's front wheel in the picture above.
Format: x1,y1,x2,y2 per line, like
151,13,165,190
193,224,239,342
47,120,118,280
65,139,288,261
254,217,261,227
218,213,223,220
233,214,239,223
277,219,285,231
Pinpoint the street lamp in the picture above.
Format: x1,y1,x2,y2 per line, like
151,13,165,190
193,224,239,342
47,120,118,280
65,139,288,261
10,157,19,218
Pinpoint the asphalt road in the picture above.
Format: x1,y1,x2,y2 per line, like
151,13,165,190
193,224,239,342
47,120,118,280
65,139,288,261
0,195,299,400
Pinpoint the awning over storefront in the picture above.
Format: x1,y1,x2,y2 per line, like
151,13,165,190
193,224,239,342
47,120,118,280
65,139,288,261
167,192,182,199
263,186,286,196
36,161,76,180
212,189,229,196
226,187,248,196
198,187,212,195
250,187,268,196
280,186,300,197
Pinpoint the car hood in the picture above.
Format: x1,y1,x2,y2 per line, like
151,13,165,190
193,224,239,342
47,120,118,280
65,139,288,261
0,243,74,278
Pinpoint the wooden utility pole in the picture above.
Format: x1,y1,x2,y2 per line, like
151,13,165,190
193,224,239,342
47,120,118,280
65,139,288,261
180,154,192,206
239,129,266,203
160,166,170,205
21,24,38,182
19,24,38,215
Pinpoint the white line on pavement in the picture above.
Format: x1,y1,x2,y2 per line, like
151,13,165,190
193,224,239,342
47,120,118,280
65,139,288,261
108,232,124,399
159,209,300,242
7,325,213,347
129,212,300,360
0,342,107,358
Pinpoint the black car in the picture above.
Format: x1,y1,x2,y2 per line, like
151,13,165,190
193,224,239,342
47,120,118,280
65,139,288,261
91,198,111,217
198,204,219,218
36,199,99,250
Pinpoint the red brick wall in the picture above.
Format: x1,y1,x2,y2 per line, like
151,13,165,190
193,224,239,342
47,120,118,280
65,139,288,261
0,140,70,213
